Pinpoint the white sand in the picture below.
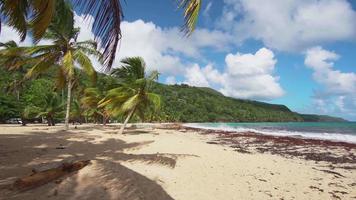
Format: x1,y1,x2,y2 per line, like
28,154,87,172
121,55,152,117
0,124,355,200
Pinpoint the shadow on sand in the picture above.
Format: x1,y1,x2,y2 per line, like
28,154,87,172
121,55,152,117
0,127,186,200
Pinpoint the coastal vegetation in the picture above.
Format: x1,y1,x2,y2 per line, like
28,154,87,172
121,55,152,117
0,67,346,124
0,0,202,130
99,57,161,133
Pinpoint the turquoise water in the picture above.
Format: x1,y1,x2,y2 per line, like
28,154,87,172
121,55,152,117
184,122,356,143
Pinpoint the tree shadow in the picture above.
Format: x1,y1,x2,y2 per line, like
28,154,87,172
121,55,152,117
0,127,187,200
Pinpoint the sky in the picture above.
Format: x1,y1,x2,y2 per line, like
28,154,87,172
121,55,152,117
1,0,356,121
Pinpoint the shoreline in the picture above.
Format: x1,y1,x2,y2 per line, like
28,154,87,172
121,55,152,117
170,124,356,168
182,122,356,144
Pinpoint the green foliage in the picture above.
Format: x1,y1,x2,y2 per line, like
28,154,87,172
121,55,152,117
151,83,304,122
22,78,54,107
100,57,161,120
0,94,21,122
81,87,110,124
24,92,64,125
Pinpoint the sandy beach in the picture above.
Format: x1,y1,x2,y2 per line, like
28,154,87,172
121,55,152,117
0,124,355,200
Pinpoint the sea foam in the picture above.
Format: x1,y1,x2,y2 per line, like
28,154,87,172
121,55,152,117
184,123,356,144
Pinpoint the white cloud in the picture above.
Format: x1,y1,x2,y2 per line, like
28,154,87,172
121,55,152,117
74,14,232,75
220,48,284,100
225,47,276,76
305,47,356,94
183,48,285,100
184,64,211,87
0,24,32,45
165,76,177,85
304,46,356,119
219,0,356,51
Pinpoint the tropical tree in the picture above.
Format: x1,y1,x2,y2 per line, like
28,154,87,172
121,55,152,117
0,4,102,130
0,40,30,99
100,57,161,134
0,0,201,70
70,99,85,124
23,92,63,126
81,87,111,124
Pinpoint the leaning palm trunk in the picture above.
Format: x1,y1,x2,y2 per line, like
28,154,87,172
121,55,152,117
119,108,135,134
64,79,72,130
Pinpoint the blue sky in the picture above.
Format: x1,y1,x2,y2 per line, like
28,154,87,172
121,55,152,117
1,0,356,120
122,0,356,121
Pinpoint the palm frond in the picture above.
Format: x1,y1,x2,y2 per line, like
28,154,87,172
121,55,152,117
77,40,97,49
49,0,74,39
178,0,201,35
62,50,74,78
121,94,140,113
76,40,103,62
0,0,29,41
71,0,123,71
30,0,56,42
24,44,59,55
73,49,97,83
0,46,29,71
111,57,146,84
25,52,58,78
147,93,161,111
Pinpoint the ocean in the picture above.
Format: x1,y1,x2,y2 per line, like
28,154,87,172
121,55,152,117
184,122,356,144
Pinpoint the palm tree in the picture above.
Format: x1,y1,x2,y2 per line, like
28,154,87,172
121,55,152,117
81,87,111,125
0,9,102,130
23,92,63,126
70,99,85,124
1,41,24,100
0,40,30,100
100,57,161,134
0,0,201,70
0,40,30,125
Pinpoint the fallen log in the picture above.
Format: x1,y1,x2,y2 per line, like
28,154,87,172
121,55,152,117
13,160,91,190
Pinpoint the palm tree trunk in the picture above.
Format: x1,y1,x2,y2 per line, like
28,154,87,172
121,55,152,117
64,79,72,130
119,109,135,134
103,115,107,126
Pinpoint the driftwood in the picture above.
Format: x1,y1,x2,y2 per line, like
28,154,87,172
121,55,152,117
13,160,91,190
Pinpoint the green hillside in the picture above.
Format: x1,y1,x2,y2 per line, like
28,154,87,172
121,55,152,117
151,83,303,122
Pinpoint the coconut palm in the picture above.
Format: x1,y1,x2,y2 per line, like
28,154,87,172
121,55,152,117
0,40,29,71
0,0,201,70
81,87,111,125
100,57,161,134
23,92,63,126
0,40,27,101
25,33,100,130
0,10,102,130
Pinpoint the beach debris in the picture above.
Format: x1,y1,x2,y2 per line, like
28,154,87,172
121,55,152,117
312,168,345,178
188,127,356,167
329,192,342,200
55,144,66,149
13,160,91,190
309,186,324,192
